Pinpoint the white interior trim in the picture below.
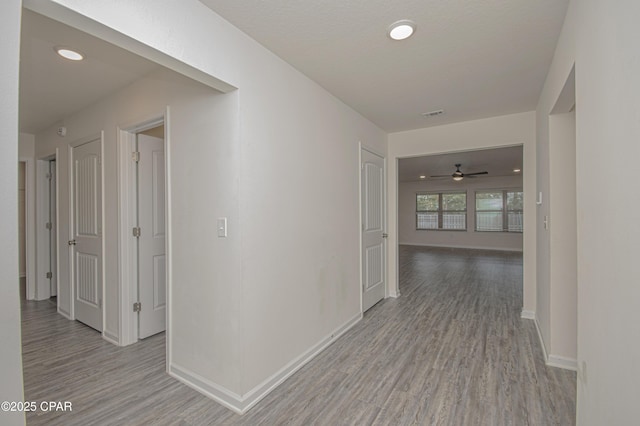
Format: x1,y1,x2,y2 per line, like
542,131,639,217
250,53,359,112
102,330,119,346
34,159,51,301
530,313,549,362
358,143,363,313
170,312,362,414
169,364,244,414
526,312,576,371
100,131,107,339
54,151,63,315
117,128,137,346
19,157,36,301
164,107,173,372
521,310,536,320
548,355,578,371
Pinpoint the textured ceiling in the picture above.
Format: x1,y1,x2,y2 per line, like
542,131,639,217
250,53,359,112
398,145,523,183
20,10,159,134
199,0,568,132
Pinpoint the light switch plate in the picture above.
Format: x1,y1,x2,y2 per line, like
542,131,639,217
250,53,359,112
217,217,227,237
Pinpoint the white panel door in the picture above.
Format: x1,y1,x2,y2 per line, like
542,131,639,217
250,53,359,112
361,148,386,312
71,138,102,331
137,134,166,339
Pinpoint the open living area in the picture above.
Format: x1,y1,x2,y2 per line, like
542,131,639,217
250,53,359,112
2,1,639,425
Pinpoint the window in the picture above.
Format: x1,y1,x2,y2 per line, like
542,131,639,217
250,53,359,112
475,190,523,232
416,192,466,230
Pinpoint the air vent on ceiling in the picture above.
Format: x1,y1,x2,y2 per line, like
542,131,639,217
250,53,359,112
421,109,445,118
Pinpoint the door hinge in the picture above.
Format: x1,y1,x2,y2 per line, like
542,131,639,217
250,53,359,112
46,222,52,230
133,302,142,313
132,151,140,162
133,227,141,237
46,172,52,181
46,272,52,279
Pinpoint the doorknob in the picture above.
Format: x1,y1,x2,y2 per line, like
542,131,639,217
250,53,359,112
68,240,76,246
382,233,388,238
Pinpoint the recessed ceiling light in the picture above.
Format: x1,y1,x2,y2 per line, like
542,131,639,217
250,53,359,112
55,47,84,61
513,168,521,173
419,175,426,179
388,20,416,41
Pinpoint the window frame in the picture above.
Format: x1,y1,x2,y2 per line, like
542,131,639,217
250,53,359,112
416,191,467,231
474,189,523,233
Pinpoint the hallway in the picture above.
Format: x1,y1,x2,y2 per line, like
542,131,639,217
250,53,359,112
22,246,575,425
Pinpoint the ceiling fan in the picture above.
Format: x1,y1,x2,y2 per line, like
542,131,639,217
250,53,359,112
430,164,488,181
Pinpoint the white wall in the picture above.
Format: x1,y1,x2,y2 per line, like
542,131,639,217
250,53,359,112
34,69,243,392
538,0,640,423
399,175,523,251
27,0,386,412
19,133,35,158
388,112,536,312
0,0,26,424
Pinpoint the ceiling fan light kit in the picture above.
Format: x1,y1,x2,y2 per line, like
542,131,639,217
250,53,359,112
430,163,489,181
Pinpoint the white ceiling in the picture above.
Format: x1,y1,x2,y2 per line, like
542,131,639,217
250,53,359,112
398,145,523,183
20,2,569,135
19,10,160,134
199,0,569,132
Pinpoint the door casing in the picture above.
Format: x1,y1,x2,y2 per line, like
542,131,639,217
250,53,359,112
117,112,170,356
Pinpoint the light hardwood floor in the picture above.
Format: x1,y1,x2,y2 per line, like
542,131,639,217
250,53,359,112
22,245,576,425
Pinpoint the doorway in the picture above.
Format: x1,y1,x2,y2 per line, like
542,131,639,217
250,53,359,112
48,160,58,298
118,119,168,345
69,134,104,332
136,126,167,339
360,146,387,312
18,161,26,299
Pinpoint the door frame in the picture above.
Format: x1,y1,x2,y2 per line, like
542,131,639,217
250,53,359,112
117,110,170,355
35,155,60,305
19,156,36,301
67,132,105,325
359,143,388,313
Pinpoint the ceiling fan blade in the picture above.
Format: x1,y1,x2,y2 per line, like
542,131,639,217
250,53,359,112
429,174,452,178
465,171,488,176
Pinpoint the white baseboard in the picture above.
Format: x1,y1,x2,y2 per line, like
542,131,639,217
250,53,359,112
530,313,549,362
57,307,72,320
520,309,535,320
170,312,362,414
523,311,577,372
169,364,244,414
388,288,400,298
399,242,523,252
547,354,578,371
102,329,120,346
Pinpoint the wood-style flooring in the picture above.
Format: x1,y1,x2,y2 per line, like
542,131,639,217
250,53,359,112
22,245,576,425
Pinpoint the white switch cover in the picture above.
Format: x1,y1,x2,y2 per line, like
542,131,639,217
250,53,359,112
217,217,227,237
